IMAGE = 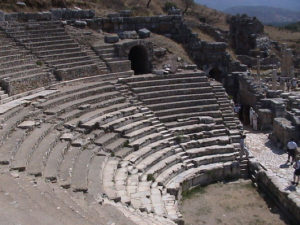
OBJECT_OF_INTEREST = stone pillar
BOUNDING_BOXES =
[281,44,293,77]
[256,56,261,81]
[287,48,293,78]
[272,68,277,90]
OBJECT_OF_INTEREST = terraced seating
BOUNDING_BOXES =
[0,30,52,95]
[3,21,100,81]
[0,33,243,224]
[120,72,224,127]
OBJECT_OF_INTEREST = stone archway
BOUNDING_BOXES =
[209,67,223,82]
[128,45,149,75]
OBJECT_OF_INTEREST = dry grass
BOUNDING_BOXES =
[265,26,300,53]
[149,33,193,63]
[0,0,228,27]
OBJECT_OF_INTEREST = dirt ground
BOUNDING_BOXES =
[180,180,288,225]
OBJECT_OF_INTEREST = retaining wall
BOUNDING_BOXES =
[249,160,300,225]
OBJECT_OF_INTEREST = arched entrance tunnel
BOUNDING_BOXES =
[128,45,149,75]
[209,67,223,82]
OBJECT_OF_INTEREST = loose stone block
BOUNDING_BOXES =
[118,31,138,39]
[154,48,167,57]
[60,133,74,141]
[105,35,119,43]
[138,28,151,39]
[74,20,87,28]
[18,121,36,129]
[16,1,26,7]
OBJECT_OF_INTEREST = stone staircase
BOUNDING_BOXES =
[92,44,132,75]
[210,81,242,143]
[0,28,52,95]
[2,21,99,81]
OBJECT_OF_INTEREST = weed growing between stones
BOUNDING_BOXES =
[147,173,155,182]
[182,185,206,200]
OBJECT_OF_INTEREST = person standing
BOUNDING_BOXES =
[287,139,298,164]
[291,78,297,91]
[252,111,258,131]
[293,157,300,185]
[249,107,254,127]
[240,134,248,158]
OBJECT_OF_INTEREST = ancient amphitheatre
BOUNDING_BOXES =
[0,0,299,224]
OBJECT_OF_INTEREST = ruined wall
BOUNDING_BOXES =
[89,15,233,75]
[0,9,95,21]
[230,15,264,55]
[249,160,300,225]
[0,9,246,76]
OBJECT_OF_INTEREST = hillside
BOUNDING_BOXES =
[1,0,299,58]
[284,22,300,32]
[224,6,300,25]
[0,0,228,29]
[195,0,300,11]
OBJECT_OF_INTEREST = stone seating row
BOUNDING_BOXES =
[121,72,227,128]
[0,68,242,225]
[0,30,52,95]
[3,21,99,81]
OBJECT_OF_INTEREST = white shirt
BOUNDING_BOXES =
[287,141,298,150]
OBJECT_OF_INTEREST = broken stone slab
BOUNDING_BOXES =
[152,69,164,76]
[78,104,91,110]
[182,64,197,70]
[198,116,215,124]
[74,20,87,28]
[18,121,36,129]
[154,48,167,57]
[60,133,74,141]
[119,10,132,17]
[105,35,119,44]
[138,28,151,39]
[72,138,89,147]
[10,171,19,178]
[118,31,138,39]
[16,1,26,7]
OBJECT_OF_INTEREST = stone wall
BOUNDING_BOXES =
[89,15,235,75]
[271,118,298,149]
[1,74,51,96]
[230,15,264,55]
[198,23,228,42]
[0,9,246,76]
[249,160,300,224]
[54,65,98,81]
[167,162,240,200]
[1,9,94,21]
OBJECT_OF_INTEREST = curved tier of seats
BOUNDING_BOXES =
[0,21,243,224]
[2,21,103,81]
[0,29,52,96]
[0,76,176,224]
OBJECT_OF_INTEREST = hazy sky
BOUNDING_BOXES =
[195,0,300,11]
